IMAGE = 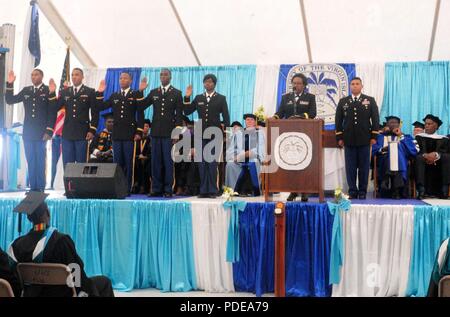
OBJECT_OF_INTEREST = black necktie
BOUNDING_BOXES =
[34,87,37,94]
[162,88,166,95]
[244,133,250,162]
[74,88,78,95]
[354,96,358,102]
[122,90,125,97]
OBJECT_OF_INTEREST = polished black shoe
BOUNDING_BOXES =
[148,192,162,197]
[208,193,217,199]
[349,193,358,199]
[358,193,366,200]
[300,194,309,202]
[163,193,173,198]
[287,192,298,201]
[198,194,210,198]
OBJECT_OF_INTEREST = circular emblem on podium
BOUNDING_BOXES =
[274,132,313,170]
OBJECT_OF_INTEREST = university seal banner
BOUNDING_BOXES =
[277,63,356,130]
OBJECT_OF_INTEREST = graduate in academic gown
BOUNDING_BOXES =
[225,114,265,196]
[0,247,21,297]
[415,114,449,199]
[7,192,114,297]
[427,237,450,297]
[372,116,417,198]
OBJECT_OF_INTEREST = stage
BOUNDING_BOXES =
[0,190,449,297]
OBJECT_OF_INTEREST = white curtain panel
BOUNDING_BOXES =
[356,63,385,113]
[323,148,347,191]
[252,64,280,117]
[190,200,235,292]
[83,68,107,90]
[332,204,414,297]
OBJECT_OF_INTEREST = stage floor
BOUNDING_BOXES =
[0,189,443,206]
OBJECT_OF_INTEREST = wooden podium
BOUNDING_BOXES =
[263,118,325,202]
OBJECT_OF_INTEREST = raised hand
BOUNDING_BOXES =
[185,85,193,98]
[139,77,148,91]
[98,79,106,93]
[63,80,71,90]
[134,134,141,142]
[48,78,57,93]
[7,70,16,84]
[85,131,94,141]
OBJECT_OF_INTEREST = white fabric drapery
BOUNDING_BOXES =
[190,200,235,293]
[252,64,280,117]
[332,204,414,297]
[355,63,385,113]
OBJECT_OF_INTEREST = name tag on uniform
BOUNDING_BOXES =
[153,96,159,100]
[113,99,119,103]
[198,102,205,106]
[24,95,30,100]
[287,101,293,105]
[80,95,88,98]
[128,98,134,100]
[65,96,70,101]
[39,94,46,97]
[299,101,309,105]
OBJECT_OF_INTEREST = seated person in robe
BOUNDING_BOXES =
[7,192,114,297]
[225,114,265,196]
[372,116,417,199]
[427,237,450,297]
[415,114,449,199]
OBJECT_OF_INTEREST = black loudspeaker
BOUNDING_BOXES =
[63,163,128,199]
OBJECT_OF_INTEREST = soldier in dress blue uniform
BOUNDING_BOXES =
[272,73,316,202]
[5,69,57,192]
[53,68,99,167]
[335,77,380,199]
[95,72,146,193]
[138,69,183,197]
[273,73,316,121]
[184,74,230,198]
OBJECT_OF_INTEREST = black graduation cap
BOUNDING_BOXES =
[412,121,425,129]
[13,191,49,233]
[243,113,257,120]
[231,121,243,128]
[423,114,443,127]
[385,116,401,123]
[101,112,114,119]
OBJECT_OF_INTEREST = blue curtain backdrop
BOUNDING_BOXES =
[140,65,256,126]
[98,67,142,131]
[406,205,450,297]
[285,203,333,297]
[381,61,450,135]
[0,198,196,292]
[233,202,275,296]
[277,63,356,130]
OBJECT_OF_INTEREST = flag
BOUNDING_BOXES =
[50,47,70,189]
[15,0,41,124]
[54,47,70,136]
[28,1,41,67]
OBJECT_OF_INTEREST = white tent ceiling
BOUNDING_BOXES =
[48,0,450,67]
[1,0,450,70]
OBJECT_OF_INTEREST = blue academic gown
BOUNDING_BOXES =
[372,133,417,182]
